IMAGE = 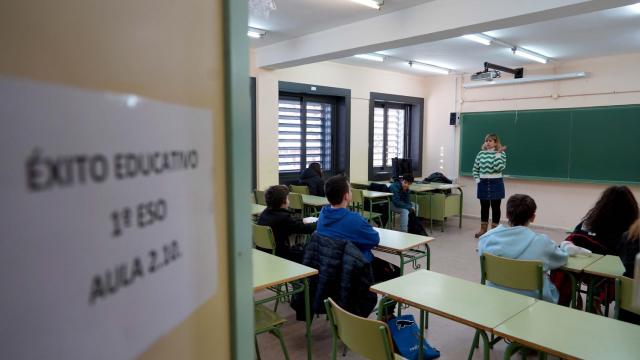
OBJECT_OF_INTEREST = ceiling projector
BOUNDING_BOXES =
[471,70,500,81]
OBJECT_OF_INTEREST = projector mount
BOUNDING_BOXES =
[471,62,524,81]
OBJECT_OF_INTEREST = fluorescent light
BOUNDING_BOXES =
[629,3,640,13]
[247,27,266,39]
[462,34,492,46]
[409,61,450,75]
[350,0,383,10]
[513,47,548,64]
[463,72,587,88]
[354,53,385,62]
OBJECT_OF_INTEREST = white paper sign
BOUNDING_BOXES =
[0,77,217,360]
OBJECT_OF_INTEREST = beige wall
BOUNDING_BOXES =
[1,1,230,358]
[424,52,640,230]
[251,54,427,188]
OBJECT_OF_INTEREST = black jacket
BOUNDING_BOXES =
[292,232,377,320]
[299,168,325,196]
[257,208,315,262]
[617,231,639,278]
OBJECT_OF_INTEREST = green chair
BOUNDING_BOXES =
[469,253,544,360]
[351,188,382,225]
[324,297,406,360]
[287,192,305,216]
[255,304,290,360]
[289,184,310,195]
[254,189,266,206]
[614,276,640,320]
[252,224,288,311]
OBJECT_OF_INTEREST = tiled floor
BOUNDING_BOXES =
[255,216,567,360]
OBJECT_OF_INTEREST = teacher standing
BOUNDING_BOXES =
[473,133,507,238]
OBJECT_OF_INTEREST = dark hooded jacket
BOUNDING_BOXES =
[299,167,325,196]
[257,207,315,262]
[292,232,377,320]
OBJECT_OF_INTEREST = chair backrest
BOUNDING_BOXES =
[288,192,304,211]
[254,189,266,206]
[324,297,395,360]
[480,253,544,299]
[351,188,364,207]
[615,276,640,318]
[253,224,276,253]
[290,184,310,195]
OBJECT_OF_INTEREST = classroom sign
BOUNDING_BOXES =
[0,77,217,360]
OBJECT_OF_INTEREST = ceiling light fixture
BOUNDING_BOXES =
[512,47,548,64]
[247,27,267,39]
[354,53,385,62]
[629,3,640,13]
[350,0,383,10]
[409,61,451,75]
[462,34,492,46]
[464,72,587,88]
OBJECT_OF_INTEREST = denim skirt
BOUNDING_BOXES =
[476,178,505,200]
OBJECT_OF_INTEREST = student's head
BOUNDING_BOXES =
[482,133,501,151]
[582,186,639,237]
[506,194,537,226]
[400,175,414,191]
[265,185,290,209]
[308,162,322,177]
[324,175,351,206]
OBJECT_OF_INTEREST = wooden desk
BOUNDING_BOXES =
[251,203,266,216]
[374,227,434,273]
[371,270,537,360]
[559,253,604,309]
[253,250,318,360]
[300,194,328,217]
[411,183,464,232]
[361,190,392,228]
[583,255,625,314]
[494,300,640,360]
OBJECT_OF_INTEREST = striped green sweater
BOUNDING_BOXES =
[473,150,507,180]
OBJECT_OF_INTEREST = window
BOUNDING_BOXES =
[278,81,351,184]
[277,97,333,173]
[372,104,406,167]
[368,93,424,181]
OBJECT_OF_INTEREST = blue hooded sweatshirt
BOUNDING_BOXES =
[316,205,380,262]
[478,224,569,303]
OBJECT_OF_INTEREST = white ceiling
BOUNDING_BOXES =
[249,0,434,47]
[251,1,640,76]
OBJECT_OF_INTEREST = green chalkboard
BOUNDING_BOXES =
[459,104,640,184]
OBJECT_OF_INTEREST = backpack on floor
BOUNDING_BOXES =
[388,314,440,360]
[408,211,428,236]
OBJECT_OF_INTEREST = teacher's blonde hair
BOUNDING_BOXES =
[481,133,503,151]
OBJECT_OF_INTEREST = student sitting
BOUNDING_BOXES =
[572,185,638,255]
[299,162,325,197]
[316,175,399,284]
[478,194,570,303]
[617,218,640,325]
[389,175,417,233]
[257,185,316,263]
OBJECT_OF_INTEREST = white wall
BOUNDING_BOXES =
[424,52,640,229]
[251,55,427,189]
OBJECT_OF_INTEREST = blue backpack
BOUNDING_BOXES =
[388,314,440,360]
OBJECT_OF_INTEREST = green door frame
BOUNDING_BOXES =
[224,1,253,359]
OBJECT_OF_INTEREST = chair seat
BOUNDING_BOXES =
[362,210,382,219]
[255,304,286,333]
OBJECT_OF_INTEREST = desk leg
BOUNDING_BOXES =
[304,278,312,360]
[586,276,595,313]
[387,197,392,229]
[503,343,524,360]
[419,310,425,360]
[429,192,433,233]
[458,188,464,229]
[567,272,577,309]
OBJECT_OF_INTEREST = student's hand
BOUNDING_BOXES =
[409,208,415,213]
